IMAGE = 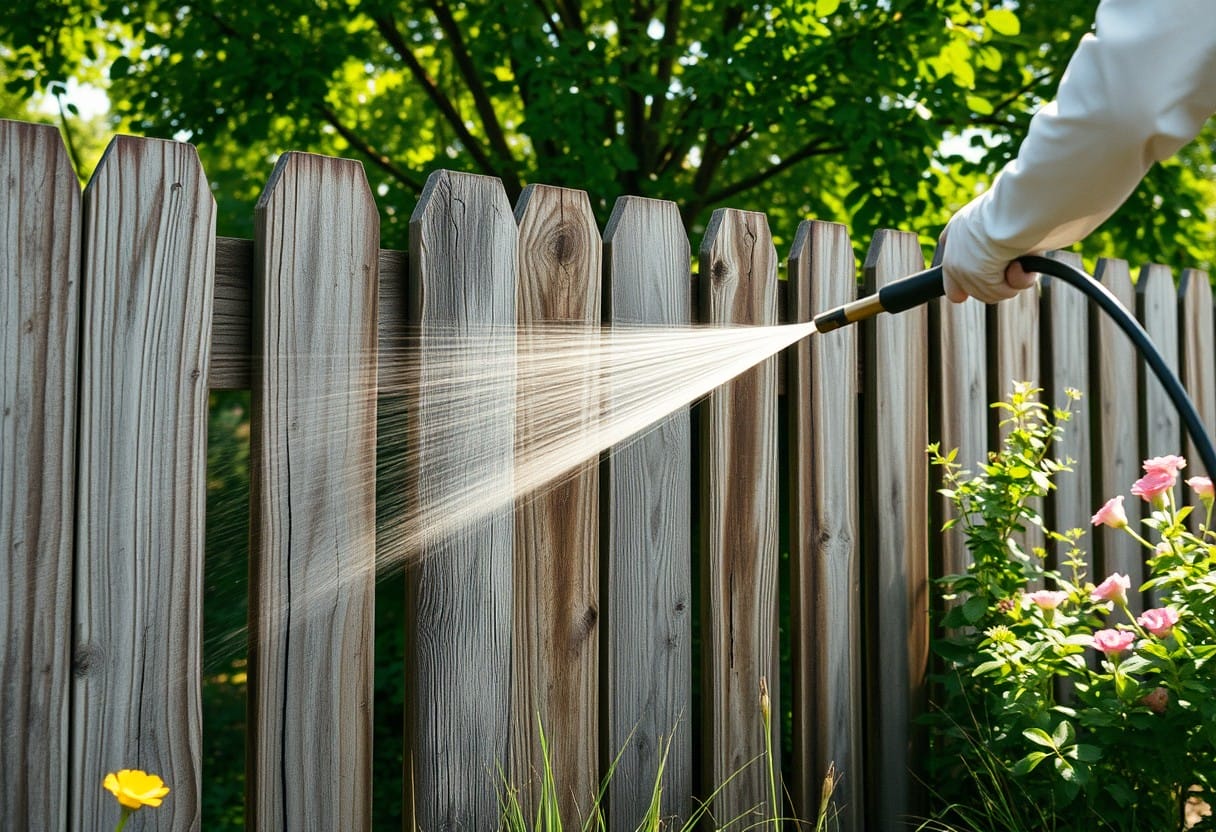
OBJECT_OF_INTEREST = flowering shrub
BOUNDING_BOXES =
[927,383,1216,832]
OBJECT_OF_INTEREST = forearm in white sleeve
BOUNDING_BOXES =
[942,0,1216,303]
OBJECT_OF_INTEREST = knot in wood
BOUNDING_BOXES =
[547,224,577,266]
[72,642,104,677]
[710,259,733,287]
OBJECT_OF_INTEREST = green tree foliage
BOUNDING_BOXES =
[7,0,1212,270]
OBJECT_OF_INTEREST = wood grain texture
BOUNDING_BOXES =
[930,252,987,579]
[1136,264,1181,488]
[602,195,692,829]
[247,152,379,831]
[405,170,517,830]
[991,269,1043,569]
[210,240,406,390]
[510,184,601,822]
[72,135,214,831]
[1091,259,1143,610]
[1040,251,1092,543]
[1180,270,1215,483]
[861,229,928,830]
[697,208,780,826]
[0,119,80,832]
[786,220,861,830]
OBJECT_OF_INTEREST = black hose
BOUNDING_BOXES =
[811,256,1216,480]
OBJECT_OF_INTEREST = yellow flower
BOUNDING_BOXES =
[103,769,170,810]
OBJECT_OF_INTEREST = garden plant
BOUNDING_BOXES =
[926,383,1216,831]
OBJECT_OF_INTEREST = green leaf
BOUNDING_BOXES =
[815,0,840,16]
[1022,727,1056,749]
[110,55,133,79]
[962,594,988,623]
[1011,750,1048,775]
[1051,719,1075,747]
[965,94,993,115]
[985,9,1021,37]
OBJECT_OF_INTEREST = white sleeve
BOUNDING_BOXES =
[942,0,1216,303]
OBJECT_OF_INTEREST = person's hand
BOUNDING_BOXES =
[940,202,1038,303]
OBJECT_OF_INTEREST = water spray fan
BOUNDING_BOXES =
[812,255,1216,480]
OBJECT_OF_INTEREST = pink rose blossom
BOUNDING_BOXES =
[1091,573,1131,605]
[1137,607,1180,637]
[1090,496,1128,529]
[1142,455,1187,477]
[1091,628,1136,657]
[1026,590,1069,610]
[1131,470,1175,505]
[1187,476,1214,502]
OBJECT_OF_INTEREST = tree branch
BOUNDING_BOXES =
[701,139,846,205]
[426,0,521,195]
[372,13,500,177]
[314,104,425,190]
[645,0,683,148]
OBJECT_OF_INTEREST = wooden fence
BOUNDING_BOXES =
[2,117,1214,831]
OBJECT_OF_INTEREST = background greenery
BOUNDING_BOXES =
[5,1,1215,827]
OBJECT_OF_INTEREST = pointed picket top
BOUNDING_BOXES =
[514,183,601,322]
[1179,269,1215,481]
[1,118,82,832]
[785,219,862,831]
[699,207,778,326]
[603,195,690,325]
[1092,258,1142,609]
[74,132,215,832]
[410,169,517,326]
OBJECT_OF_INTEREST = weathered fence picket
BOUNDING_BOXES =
[72,134,214,831]
[1092,259,1144,610]
[698,208,781,826]
[0,120,79,832]
[601,195,693,828]
[861,229,930,829]
[405,170,518,828]
[3,120,1216,832]
[247,152,380,830]
[510,183,602,822]
[786,220,862,828]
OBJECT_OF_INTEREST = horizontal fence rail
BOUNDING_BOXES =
[2,118,1215,831]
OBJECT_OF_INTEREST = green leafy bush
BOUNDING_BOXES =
[927,383,1216,832]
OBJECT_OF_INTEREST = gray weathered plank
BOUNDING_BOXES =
[73,135,214,831]
[510,183,601,822]
[787,220,861,830]
[1091,259,1143,609]
[1040,251,1092,546]
[697,208,780,826]
[861,229,928,830]
[405,170,517,829]
[0,119,80,832]
[930,246,987,579]
[1180,270,1215,486]
[602,195,692,828]
[1137,264,1182,491]
[247,152,379,831]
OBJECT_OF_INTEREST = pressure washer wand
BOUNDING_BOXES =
[811,255,1216,481]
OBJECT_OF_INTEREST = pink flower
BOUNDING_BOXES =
[1137,607,1180,637]
[1091,573,1131,605]
[1143,455,1187,477]
[1090,496,1128,529]
[1131,470,1175,505]
[1026,590,1068,610]
[1091,628,1136,657]
[1187,476,1214,503]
